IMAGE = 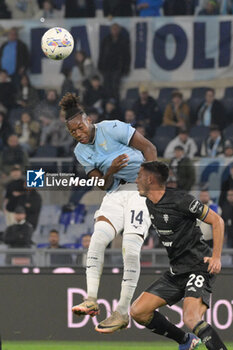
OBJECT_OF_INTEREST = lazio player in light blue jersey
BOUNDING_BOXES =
[74,119,144,192]
[60,93,157,333]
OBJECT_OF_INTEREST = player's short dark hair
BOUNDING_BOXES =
[141,161,169,186]
[59,92,85,121]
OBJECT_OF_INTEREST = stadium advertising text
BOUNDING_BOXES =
[0,272,232,341]
[4,16,232,84]
[67,288,233,332]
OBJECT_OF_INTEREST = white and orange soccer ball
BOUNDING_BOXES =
[41,27,74,60]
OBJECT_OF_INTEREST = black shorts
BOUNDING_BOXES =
[145,270,216,308]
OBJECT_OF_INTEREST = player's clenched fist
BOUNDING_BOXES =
[204,256,221,274]
[110,154,129,174]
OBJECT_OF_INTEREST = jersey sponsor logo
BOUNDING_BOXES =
[122,279,133,282]
[113,123,117,128]
[163,214,169,223]
[162,241,173,247]
[189,199,201,213]
[158,229,174,236]
[187,286,197,292]
[133,224,140,229]
[202,336,212,344]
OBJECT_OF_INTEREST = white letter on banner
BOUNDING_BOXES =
[91,299,111,326]
[213,299,233,330]
[67,288,89,328]
[167,305,184,328]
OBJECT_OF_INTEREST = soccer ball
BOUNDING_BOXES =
[41,27,74,60]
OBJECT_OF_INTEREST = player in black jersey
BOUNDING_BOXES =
[131,161,227,350]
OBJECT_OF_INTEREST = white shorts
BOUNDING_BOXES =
[94,183,151,238]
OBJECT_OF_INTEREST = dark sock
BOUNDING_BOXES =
[193,320,227,350]
[146,311,188,344]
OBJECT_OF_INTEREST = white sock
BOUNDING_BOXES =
[116,234,143,315]
[86,221,115,299]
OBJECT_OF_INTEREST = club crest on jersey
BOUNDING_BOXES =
[99,140,107,150]
[163,214,169,223]
[189,200,200,213]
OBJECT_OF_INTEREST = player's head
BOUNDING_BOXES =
[136,161,169,197]
[59,93,95,144]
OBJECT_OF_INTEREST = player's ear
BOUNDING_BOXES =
[86,116,92,125]
[148,175,153,184]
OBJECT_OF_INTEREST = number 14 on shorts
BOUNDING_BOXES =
[130,210,143,226]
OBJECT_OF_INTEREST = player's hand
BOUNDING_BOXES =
[204,256,221,274]
[110,154,129,174]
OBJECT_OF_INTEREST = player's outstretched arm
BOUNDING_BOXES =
[129,131,157,161]
[203,208,225,274]
[88,154,129,191]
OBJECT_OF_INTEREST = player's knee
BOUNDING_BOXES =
[130,305,149,325]
[90,221,115,249]
[123,250,140,264]
[123,234,143,262]
[183,309,200,330]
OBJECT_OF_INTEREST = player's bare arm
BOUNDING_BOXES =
[129,130,157,161]
[203,208,225,274]
[88,154,129,191]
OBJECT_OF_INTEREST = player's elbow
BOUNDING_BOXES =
[212,214,225,235]
[143,143,157,161]
[219,216,225,232]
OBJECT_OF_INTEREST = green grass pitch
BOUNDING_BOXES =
[3,342,233,350]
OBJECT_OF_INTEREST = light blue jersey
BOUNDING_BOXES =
[74,120,144,191]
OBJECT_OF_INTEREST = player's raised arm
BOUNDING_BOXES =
[88,154,129,191]
[203,209,225,274]
[129,130,157,161]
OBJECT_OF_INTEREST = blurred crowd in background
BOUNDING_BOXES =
[1,0,233,19]
[0,0,232,266]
